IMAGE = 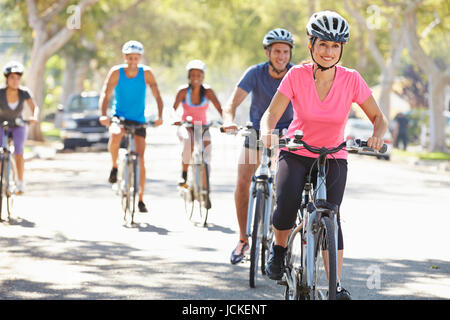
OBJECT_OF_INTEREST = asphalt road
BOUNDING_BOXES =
[0,125,449,300]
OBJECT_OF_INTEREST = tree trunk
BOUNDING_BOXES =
[404,0,449,152]
[344,0,406,122]
[428,74,448,151]
[60,55,89,106]
[378,68,395,119]
[25,0,99,141]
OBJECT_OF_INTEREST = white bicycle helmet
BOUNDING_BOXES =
[263,28,295,49]
[306,11,350,43]
[186,59,206,72]
[122,40,144,55]
[3,61,24,77]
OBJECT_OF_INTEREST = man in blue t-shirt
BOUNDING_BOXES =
[222,29,295,265]
[99,40,164,213]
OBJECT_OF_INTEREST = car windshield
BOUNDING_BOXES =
[67,96,99,112]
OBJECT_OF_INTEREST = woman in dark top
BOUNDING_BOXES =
[0,61,39,194]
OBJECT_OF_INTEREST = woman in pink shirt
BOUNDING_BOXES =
[172,60,223,191]
[261,11,388,299]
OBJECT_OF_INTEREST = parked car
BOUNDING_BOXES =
[344,118,393,160]
[54,91,110,150]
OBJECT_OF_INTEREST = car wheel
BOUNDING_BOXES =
[63,139,77,150]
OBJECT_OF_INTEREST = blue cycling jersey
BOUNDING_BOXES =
[237,62,293,131]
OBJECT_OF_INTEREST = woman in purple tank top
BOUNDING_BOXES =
[172,60,223,191]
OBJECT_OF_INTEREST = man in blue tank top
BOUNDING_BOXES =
[99,40,164,213]
[222,29,294,265]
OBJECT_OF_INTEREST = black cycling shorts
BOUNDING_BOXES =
[119,118,146,138]
[272,150,348,250]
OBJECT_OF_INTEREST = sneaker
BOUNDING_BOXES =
[178,178,187,187]
[16,181,25,195]
[230,240,249,265]
[265,244,287,280]
[203,193,211,209]
[108,167,118,184]
[336,285,352,300]
[138,201,148,213]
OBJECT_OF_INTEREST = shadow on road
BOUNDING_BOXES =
[342,257,450,300]
[1,217,36,228]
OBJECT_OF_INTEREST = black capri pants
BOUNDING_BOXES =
[273,150,348,250]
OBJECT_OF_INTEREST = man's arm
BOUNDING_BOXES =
[98,68,119,126]
[222,86,248,132]
[145,69,164,126]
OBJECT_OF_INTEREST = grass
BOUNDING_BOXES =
[393,149,450,161]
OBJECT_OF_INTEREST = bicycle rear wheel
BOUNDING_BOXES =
[312,215,337,300]
[249,185,264,288]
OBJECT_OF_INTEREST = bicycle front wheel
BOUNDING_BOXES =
[128,158,138,224]
[249,185,264,288]
[284,224,304,300]
[312,215,337,300]
[0,154,5,221]
[6,154,17,218]
[199,163,209,227]
[261,191,275,275]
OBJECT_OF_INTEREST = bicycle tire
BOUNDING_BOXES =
[128,158,137,224]
[261,191,275,275]
[312,215,337,300]
[199,163,209,227]
[284,224,304,300]
[6,154,17,218]
[193,163,206,226]
[249,185,264,288]
[0,155,5,221]
[184,165,195,220]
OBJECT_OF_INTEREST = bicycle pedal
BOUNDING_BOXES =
[277,279,288,286]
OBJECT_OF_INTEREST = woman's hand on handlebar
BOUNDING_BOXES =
[367,136,384,151]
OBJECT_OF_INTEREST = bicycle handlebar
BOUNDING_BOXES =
[111,116,149,130]
[271,130,387,155]
[2,118,29,130]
